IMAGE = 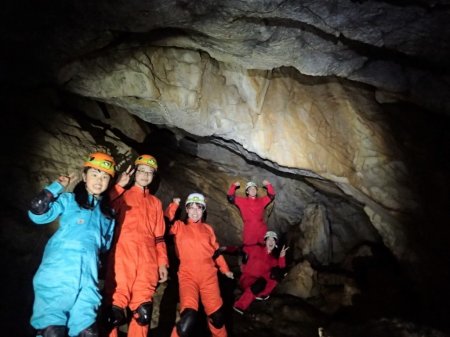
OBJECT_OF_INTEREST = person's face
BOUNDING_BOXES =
[186,203,204,222]
[134,164,155,188]
[247,186,257,197]
[83,168,111,196]
[265,237,276,252]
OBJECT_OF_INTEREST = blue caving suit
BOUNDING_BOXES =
[28,181,115,336]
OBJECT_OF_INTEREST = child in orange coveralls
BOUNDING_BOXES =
[104,154,168,337]
[232,231,288,315]
[165,193,234,337]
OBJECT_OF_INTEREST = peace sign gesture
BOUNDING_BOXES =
[117,165,135,187]
[280,245,289,257]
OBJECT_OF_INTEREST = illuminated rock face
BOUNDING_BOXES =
[62,46,416,260]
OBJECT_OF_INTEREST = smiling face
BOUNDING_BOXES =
[134,164,155,188]
[83,168,111,196]
[186,202,205,223]
[265,237,277,252]
[246,186,257,197]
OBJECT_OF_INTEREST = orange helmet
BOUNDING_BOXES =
[84,152,116,177]
[135,154,158,171]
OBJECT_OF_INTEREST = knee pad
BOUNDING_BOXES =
[105,305,126,328]
[36,326,66,337]
[270,266,285,282]
[250,277,267,295]
[208,306,225,329]
[133,301,153,326]
[176,308,197,337]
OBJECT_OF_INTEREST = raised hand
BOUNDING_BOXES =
[262,179,270,186]
[233,181,241,187]
[57,172,78,189]
[117,165,135,187]
[280,245,289,257]
[173,197,181,205]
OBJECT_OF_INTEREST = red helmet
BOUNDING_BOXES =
[135,154,158,171]
[84,152,116,177]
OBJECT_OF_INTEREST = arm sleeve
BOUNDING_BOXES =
[164,202,179,222]
[109,184,125,206]
[102,218,116,252]
[209,227,231,274]
[28,181,65,224]
[278,256,286,269]
[227,183,237,204]
[216,255,231,274]
[265,183,275,200]
[154,203,169,267]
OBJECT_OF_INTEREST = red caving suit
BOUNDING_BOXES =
[227,183,275,249]
[234,244,285,311]
[165,203,230,337]
[106,185,168,337]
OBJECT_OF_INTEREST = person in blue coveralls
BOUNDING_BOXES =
[28,152,116,337]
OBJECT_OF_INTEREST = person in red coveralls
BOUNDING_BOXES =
[232,231,288,315]
[227,180,275,253]
[104,154,168,337]
[165,193,234,337]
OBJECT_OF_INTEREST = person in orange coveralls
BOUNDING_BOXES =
[232,231,288,315]
[227,180,275,253]
[104,154,168,337]
[165,193,234,337]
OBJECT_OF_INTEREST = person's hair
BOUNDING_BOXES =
[73,167,114,219]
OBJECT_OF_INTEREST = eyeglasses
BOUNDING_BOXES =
[136,169,154,176]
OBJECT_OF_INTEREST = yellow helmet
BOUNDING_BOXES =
[135,154,158,171]
[84,152,116,177]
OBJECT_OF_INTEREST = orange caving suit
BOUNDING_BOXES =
[107,185,168,337]
[165,203,230,337]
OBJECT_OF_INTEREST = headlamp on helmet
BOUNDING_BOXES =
[135,154,158,171]
[264,231,278,241]
[185,193,206,209]
[84,152,116,177]
[245,181,258,191]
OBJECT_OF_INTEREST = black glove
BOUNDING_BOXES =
[29,189,54,215]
